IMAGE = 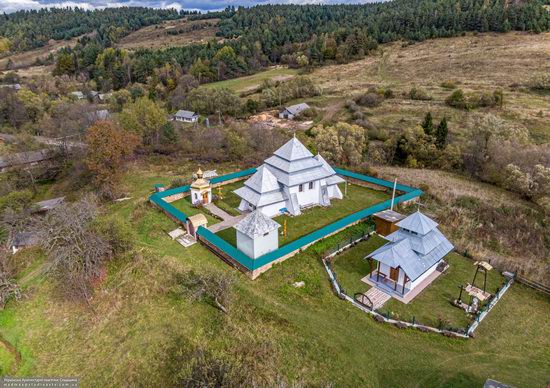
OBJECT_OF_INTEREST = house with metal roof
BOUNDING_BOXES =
[70,91,85,100]
[235,210,280,258]
[365,211,453,298]
[173,110,199,123]
[234,136,345,217]
[279,103,310,120]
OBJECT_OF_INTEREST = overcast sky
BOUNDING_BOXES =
[0,0,381,14]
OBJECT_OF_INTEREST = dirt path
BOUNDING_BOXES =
[0,333,22,374]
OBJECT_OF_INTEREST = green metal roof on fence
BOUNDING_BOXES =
[149,167,423,272]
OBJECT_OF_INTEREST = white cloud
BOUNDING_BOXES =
[0,0,187,13]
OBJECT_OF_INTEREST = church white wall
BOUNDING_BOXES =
[236,230,254,258]
[190,188,211,205]
[258,201,285,217]
[328,184,343,199]
[410,260,441,290]
[252,229,279,258]
[288,181,322,207]
[237,229,279,259]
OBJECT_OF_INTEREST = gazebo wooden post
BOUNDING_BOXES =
[368,258,373,276]
[376,261,380,282]
[394,267,399,291]
[402,275,407,295]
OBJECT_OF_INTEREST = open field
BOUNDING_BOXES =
[0,34,86,71]
[117,18,220,50]
[0,159,549,386]
[333,235,505,328]
[203,66,299,94]
[227,32,549,143]
[216,182,390,246]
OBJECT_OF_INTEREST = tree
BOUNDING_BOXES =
[421,112,434,136]
[311,122,367,166]
[118,97,168,146]
[0,248,21,309]
[435,117,448,149]
[33,195,111,302]
[85,121,139,199]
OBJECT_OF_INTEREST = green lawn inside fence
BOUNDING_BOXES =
[332,236,505,329]
[215,182,390,247]
[212,181,244,217]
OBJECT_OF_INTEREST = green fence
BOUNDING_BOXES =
[150,167,423,272]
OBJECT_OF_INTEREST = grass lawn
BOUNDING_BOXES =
[212,181,244,216]
[202,67,299,93]
[170,195,220,225]
[216,182,390,246]
[332,236,506,329]
[1,161,549,387]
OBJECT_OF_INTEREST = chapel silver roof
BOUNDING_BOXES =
[234,210,281,238]
[367,211,453,281]
[396,211,439,235]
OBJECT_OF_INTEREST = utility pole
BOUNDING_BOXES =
[390,178,397,211]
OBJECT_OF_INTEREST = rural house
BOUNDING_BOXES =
[234,136,345,217]
[279,103,310,120]
[173,110,199,123]
[365,211,453,298]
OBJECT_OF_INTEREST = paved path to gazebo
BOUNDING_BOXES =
[204,203,246,233]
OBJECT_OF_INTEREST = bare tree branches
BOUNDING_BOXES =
[34,194,113,302]
[176,270,234,314]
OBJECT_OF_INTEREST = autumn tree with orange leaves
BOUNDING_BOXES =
[85,120,139,199]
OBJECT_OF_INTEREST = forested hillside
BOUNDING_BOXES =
[41,0,550,90]
[0,7,191,53]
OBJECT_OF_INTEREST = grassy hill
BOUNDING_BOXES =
[300,32,550,144]
[117,18,220,51]
[1,159,549,386]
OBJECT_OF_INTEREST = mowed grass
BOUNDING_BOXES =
[333,235,505,328]
[203,67,299,93]
[0,161,548,387]
[216,182,390,246]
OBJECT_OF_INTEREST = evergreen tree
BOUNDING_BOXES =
[436,117,448,149]
[421,112,434,136]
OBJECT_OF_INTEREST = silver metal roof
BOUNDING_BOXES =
[283,103,310,116]
[396,211,439,235]
[234,210,280,238]
[175,110,197,118]
[373,209,406,223]
[244,165,280,193]
[235,137,344,206]
[34,197,65,211]
[273,136,314,161]
[367,211,453,281]
[233,185,286,207]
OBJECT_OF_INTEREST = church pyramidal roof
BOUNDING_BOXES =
[235,210,281,238]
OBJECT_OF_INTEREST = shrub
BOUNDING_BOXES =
[355,92,383,107]
[0,189,33,212]
[408,87,432,101]
[528,73,550,91]
[440,80,457,89]
[445,89,468,109]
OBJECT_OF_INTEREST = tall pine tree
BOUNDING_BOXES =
[436,117,448,149]
[421,112,434,136]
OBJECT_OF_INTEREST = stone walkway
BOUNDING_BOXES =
[205,203,247,233]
